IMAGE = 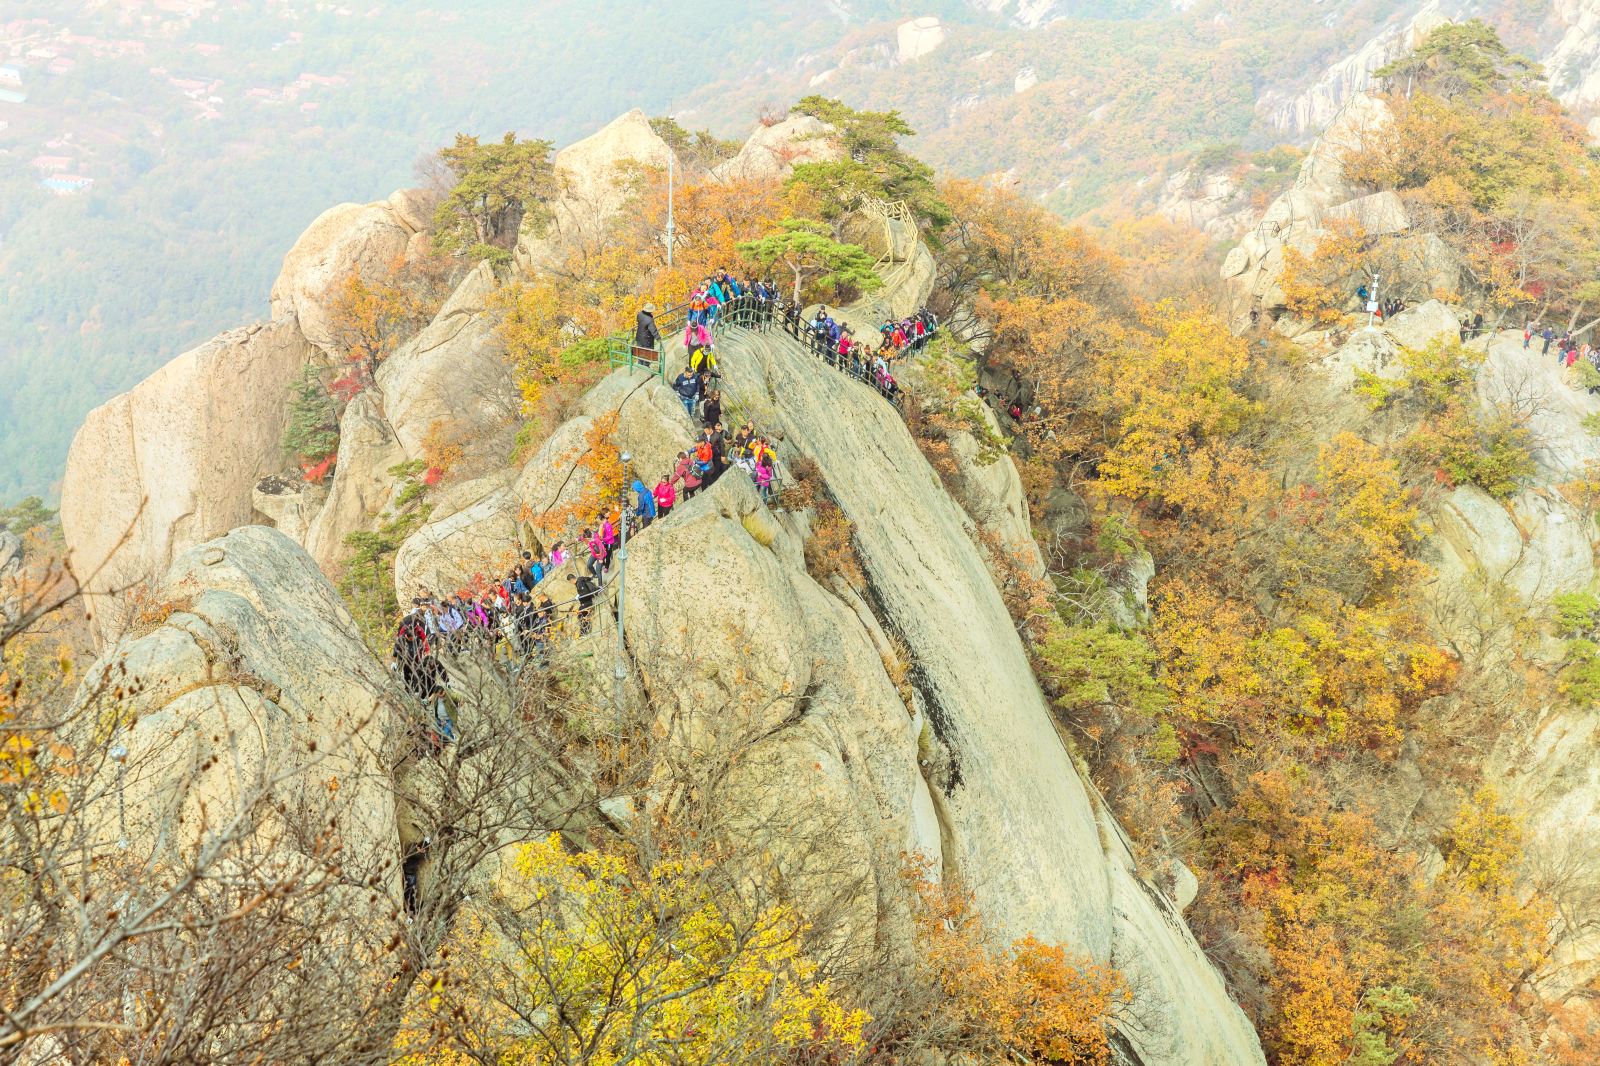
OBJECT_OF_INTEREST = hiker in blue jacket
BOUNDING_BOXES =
[633,478,657,528]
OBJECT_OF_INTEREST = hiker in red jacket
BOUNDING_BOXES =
[673,450,703,499]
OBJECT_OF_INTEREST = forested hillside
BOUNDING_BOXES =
[0,0,901,500]
[3,0,1598,503]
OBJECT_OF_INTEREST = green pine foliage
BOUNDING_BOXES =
[280,366,340,463]
[1374,19,1541,99]
[1552,591,1600,707]
[648,116,740,169]
[790,97,950,227]
[431,133,557,257]
[1037,622,1168,724]
[0,496,56,536]
[338,460,434,649]
[1357,339,1534,500]
[737,219,881,306]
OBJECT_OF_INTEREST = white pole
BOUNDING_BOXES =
[666,153,676,270]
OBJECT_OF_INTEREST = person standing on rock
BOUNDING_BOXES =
[673,450,702,500]
[755,451,776,502]
[531,593,555,662]
[569,573,598,635]
[673,366,700,418]
[1524,321,1534,349]
[1543,326,1557,356]
[654,474,675,520]
[633,478,657,529]
[634,302,661,362]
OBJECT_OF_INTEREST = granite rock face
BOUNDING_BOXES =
[271,191,430,355]
[61,322,317,645]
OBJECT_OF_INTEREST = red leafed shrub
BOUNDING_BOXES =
[329,372,365,403]
[422,466,443,486]
[302,455,334,484]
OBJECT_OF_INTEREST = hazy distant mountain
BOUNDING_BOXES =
[1,0,1593,499]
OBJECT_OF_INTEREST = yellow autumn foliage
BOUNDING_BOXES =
[397,833,867,1066]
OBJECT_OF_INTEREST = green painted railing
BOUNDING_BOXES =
[606,333,666,381]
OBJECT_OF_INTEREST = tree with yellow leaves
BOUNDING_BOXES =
[398,833,868,1066]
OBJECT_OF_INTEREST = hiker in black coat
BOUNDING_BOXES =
[634,303,662,350]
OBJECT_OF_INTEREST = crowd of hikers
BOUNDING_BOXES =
[783,304,939,404]
[391,267,942,749]
[1523,319,1600,388]
[394,273,792,746]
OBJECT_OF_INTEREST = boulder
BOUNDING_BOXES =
[1477,330,1600,484]
[0,529,20,582]
[1156,168,1254,241]
[896,16,946,63]
[394,487,520,601]
[375,261,517,461]
[1383,299,1459,351]
[1431,485,1596,604]
[720,326,1265,1064]
[303,390,409,571]
[1321,325,1402,387]
[1263,2,1450,136]
[270,192,425,354]
[713,114,845,183]
[1325,189,1410,237]
[552,108,681,217]
[61,321,317,645]
[393,368,692,603]
[516,109,699,273]
[0,529,20,624]
[1546,0,1600,109]
[945,406,1046,578]
[80,525,400,862]
[512,368,692,527]
[1098,549,1156,630]
[252,474,328,545]
[73,526,404,1031]
[1224,92,1392,329]
[626,474,936,959]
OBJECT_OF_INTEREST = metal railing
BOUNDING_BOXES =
[770,304,939,412]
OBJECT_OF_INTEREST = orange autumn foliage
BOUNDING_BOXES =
[1203,772,1550,1065]
[529,411,625,537]
[911,871,1129,1064]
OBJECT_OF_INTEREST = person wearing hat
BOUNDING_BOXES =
[634,302,661,347]
[633,302,661,367]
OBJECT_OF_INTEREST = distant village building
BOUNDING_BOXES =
[0,88,28,105]
[40,174,93,195]
[30,154,70,170]
[0,65,21,86]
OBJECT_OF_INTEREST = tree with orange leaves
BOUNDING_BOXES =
[529,411,625,538]
[325,254,451,375]
[905,867,1129,1065]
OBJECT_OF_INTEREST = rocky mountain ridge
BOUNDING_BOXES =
[55,109,1269,1062]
